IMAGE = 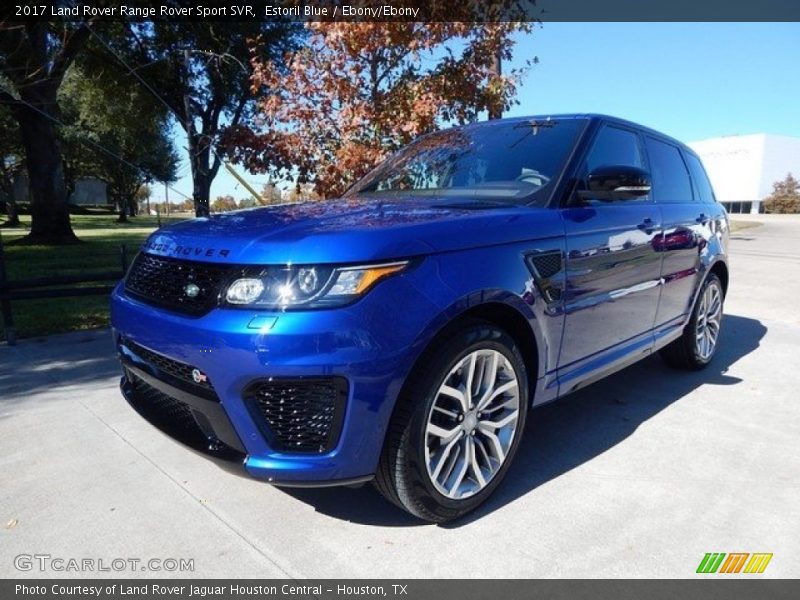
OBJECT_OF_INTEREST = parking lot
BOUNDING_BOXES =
[1,214,798,578]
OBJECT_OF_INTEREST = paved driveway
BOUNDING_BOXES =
[1,214,798,578]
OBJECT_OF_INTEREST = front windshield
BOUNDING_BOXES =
[346,117,586,205]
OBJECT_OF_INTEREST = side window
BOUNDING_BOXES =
[644,137,694,203]
[684,152,717,204]
[580,126,647,203]
[585,126,644,172]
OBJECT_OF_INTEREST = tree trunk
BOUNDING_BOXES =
[13,100,78,244]
[488,49,503,121]
[182,64,221,218]
[192,169,212,217]
[188,137,212,217]
[117,195,128,223]
[63,158,76,201]
[1,198,20,228]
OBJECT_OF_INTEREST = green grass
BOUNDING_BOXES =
[0,213,188,341]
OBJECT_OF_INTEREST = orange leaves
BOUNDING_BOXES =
[240,23,533,198]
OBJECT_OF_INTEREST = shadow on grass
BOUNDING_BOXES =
[282,314,767,527]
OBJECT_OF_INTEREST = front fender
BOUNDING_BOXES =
[401,241,567,407]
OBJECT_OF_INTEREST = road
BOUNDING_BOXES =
[1,213,798,578]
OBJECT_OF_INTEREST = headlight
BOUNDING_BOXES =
[225,278,265,304]
[224,261,409,309]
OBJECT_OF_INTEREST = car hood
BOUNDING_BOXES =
[140,197,560,265]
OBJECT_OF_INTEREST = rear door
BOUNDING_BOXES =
[558,124,664,369]
[644,136,707,329]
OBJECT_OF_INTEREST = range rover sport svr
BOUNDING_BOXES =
[111,114,729,522]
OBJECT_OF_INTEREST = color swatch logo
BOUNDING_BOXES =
[697,553,773,574]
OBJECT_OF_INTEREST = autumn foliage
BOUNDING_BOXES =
[764,173,800,214]
[224,22,534,198]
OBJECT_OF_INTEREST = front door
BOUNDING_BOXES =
[558,124,664,369]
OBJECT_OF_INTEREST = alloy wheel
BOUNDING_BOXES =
[424,349,521,500]
[695,280,723,361]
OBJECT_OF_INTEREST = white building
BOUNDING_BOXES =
[688,134,800,214]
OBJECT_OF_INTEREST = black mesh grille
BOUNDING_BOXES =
[528,251,562,279]
[126,370,211,449]
[125,253,233,316]
[121,337,214,391]
[245,378,347,454]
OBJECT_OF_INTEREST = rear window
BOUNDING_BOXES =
[645,137,694,203]
[684,152,717,204]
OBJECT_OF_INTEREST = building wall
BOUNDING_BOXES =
[69,178,108,206]
[688,134,800,214]
[11,174,109,206]
[760,135,800,202]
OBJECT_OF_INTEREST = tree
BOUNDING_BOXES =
[764,173,800,214]
[59,67,178,222]
[98,21,302,217]
[238,196,257,209]
[226,22,533,198]
[0,19,95,243]
[211,195,237,212]
[0,105,23,227]
[135,184,152,215]
[259,181,283,205]
[283,183,321,204]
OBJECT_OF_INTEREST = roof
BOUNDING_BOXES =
[457,113,692,151]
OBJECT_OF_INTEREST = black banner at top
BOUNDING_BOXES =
[4,0,800,22]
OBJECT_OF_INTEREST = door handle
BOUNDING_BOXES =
[638,218,656,234]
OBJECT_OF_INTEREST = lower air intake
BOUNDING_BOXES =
[245,378,348,454]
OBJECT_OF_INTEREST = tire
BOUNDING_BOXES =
[660,272,724,371]
[374,321,529,523]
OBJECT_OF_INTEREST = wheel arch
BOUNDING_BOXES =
[402,298,541,408]
[709,259,729,297]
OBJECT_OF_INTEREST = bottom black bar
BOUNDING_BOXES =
[2,579,798,600]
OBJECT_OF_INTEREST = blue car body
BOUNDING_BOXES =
[111,114,729,487]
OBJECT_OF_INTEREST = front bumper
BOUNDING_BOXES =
[110,269,442,485]
[119,359,372,486]
[120,357,248,476]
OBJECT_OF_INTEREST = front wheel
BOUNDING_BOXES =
[374,322,529,522]
[660,272,724,370]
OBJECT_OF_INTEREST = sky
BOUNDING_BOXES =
[165,22,800,203]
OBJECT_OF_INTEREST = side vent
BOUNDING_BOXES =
[525,251,563,304]
[528,251,562,279]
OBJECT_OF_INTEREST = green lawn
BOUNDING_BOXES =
[0,213,188,341]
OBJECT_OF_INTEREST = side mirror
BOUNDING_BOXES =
[579,165,652,201]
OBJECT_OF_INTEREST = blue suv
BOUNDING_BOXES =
[112,114,729,522]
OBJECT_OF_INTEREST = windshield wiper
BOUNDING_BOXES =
[513,118,558,132]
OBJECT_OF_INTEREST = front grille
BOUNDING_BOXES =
[125,370,212,450]
[121,337,214,391]
[245,378,347,454]
[125,252,233,316]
